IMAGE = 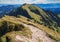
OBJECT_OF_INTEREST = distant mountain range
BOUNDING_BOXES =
[0,5,21,17]
[0,3,60,17]
[35,3,60,14]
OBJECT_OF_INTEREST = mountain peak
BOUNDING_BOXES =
[8,4,60,28]
[22,3,32,6]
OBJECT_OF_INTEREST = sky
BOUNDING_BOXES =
[0,0,60,4]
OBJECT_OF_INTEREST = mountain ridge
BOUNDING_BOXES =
[8,4,60,29]
[0,4,60,42]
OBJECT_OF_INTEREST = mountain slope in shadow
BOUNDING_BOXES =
[8,4,60,31]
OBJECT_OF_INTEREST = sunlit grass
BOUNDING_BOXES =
[2,16,60,41]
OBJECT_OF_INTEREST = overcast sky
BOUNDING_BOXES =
[0,0,60,4]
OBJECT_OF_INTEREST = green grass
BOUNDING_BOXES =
[0,26,32,42]
[22,4,60,31]
[57,14,60,18]
[0,16,32,42]
[0,15,60,42]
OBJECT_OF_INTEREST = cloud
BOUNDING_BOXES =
[0,0,60,4]
[32,0,48,4]
[48,0,60,3]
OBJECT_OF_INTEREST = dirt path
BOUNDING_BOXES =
[2,16,56,42]
[15,24,56,42]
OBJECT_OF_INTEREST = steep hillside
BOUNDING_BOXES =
[0,4,60,42]
[0,16,32,42]
[57,14,60,18]
[0,16,60,42]
[8,4,60,33]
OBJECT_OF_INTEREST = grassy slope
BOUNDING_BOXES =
[0,4,60,42]
[58,14,60,18]
[8,4,60,30]
[0,16,32,42]
[1,16,60,41]
[20,4,60,31]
